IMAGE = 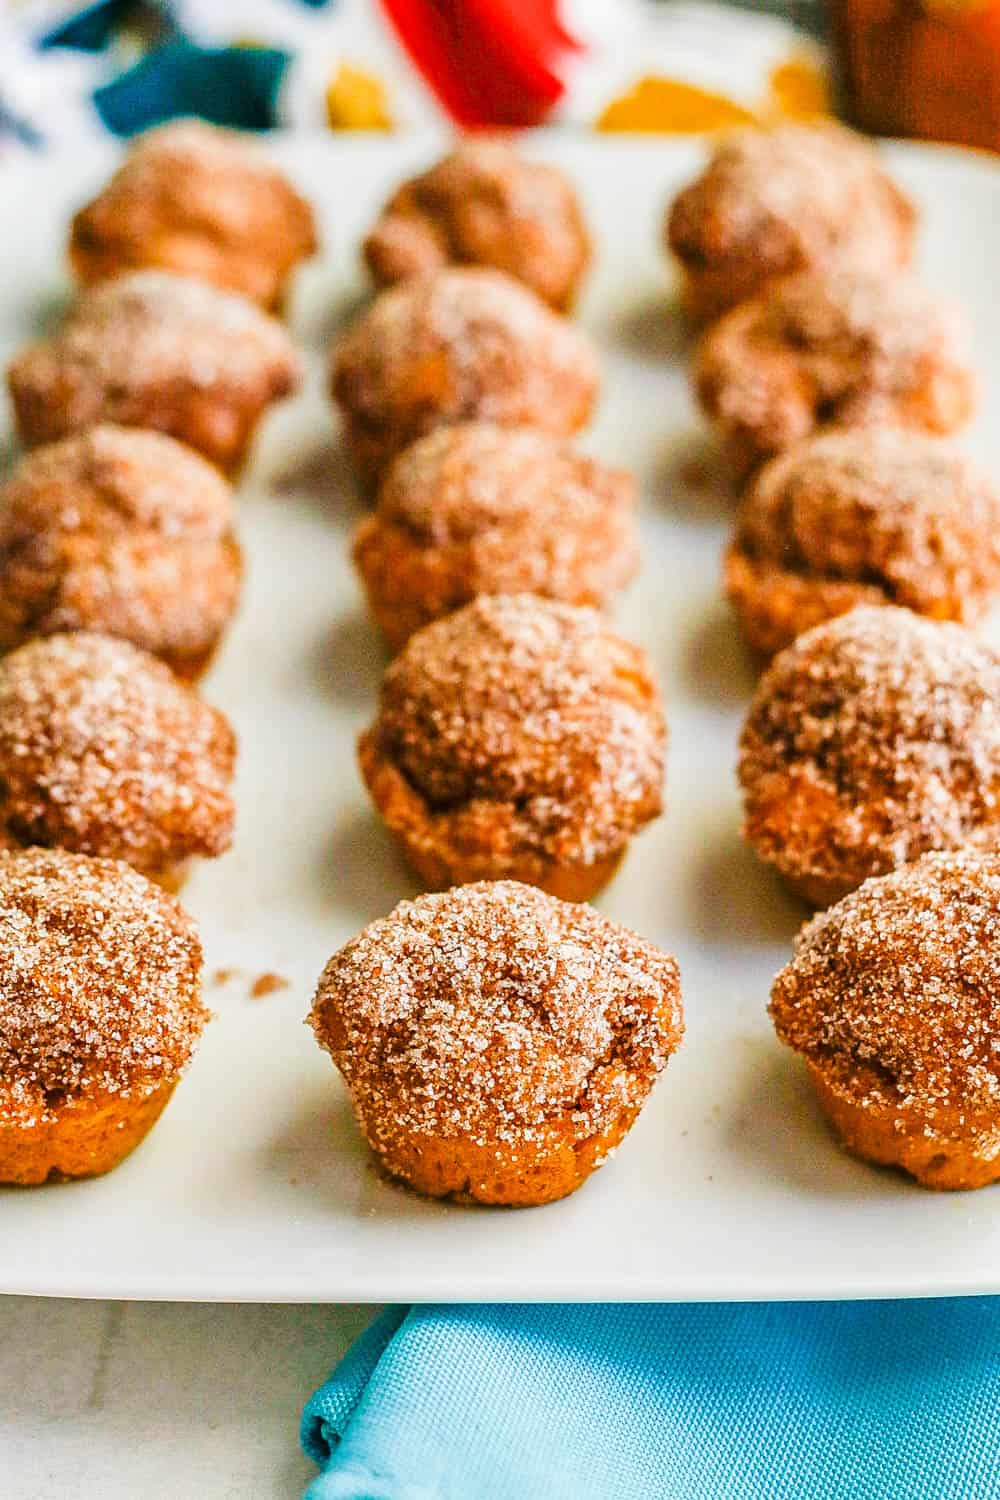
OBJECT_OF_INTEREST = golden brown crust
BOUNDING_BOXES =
[353,1105,643,1207]
[724,546,884,662]
[0,848,206,1183]
[330,268,601,486]
[0,632,236,878]
[359,730,625,901]
[739,607,1000,906]
[0,425,242,672]
[0,1078,177,1185]
[363,139,590,311]
[69,120,317,311]
[353,422,639,650]
[667,122,916,323]
[725,429,1000,657]
[8,272,299,473]
[360,594,665,896]
[807,1067,1000,1192]
[771,851,1000,1190]
[695,270,977,474]
[310,880,683,1205]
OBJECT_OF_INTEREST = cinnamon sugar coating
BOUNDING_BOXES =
[353,422,639,649]
[667,123,915,322]
[8,271,299,472]
[0,633,235,881]
[311,880,683,1204]
[359,594,666,898]
[330,267,601,485]
[69,120,317,311]
[0,847,206,1126]
[0,425,241,676]
[725,429,1000,657]
[770,850,1000,1189]
[740,607,1000,907]
[363,139,590,310]
[695,270,976,475]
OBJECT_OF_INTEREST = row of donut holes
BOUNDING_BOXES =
[0,123,639,1194]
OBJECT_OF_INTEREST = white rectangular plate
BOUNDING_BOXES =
[2,134,1000,1303]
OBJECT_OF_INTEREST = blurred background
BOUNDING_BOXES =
[0,2,997,156]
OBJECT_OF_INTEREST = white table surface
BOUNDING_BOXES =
[0,1298,375,1499]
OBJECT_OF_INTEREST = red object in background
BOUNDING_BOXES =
[833,1,1000,152]
[379,0,581,126]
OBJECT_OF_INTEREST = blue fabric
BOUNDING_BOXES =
[302,1301,1000,1500]
[92,38,290,134]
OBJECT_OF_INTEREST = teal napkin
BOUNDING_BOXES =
[93,40,290,135]
[302,1301,1000,1499]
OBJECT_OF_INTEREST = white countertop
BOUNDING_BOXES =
[1,1298,375,1499]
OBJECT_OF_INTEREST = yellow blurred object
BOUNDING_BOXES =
[597,78,757,134]
[596,52,829,136]
[326,63,393,131]
[766,55,831,118]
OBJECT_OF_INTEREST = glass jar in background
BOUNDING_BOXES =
[832,1,1000,150]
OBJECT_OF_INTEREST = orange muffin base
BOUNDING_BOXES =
[742,769,889,911]
[0,847,193,893]
[151,858,192,896]
[724,544,972,661]
[776,868,860,911]
[0,835,192,894]
[398,835,625,904]
[677,262,770,327]
[357,1103,641,1206]
[353,518,628,656]
[351,516,454,650]
[807,1064,1000,1192]
[160,641,222,684]
[1,632,224,687]
[359,730,627,901]
[161,529,243,681]
[7,381,270,481]
[724,545,890,660]
[68,242,296,317]
[0,1079,177,1185]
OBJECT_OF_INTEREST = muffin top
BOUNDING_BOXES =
[363,139,590,308]
[740,607,1000,878]
[770,849,1000,1117]
[311,879,682,1145]
[756,270,961,369]
[668,122,914,278]
[371,594,666,863]
[72,118,314,274]
[9,270,298,428]
[697,268,975,453]
[331,267,600,470]
[0,847,206,1121]
[0,632,236,874]
[1,423,232,533]
[0,424,241,663]
[71,119,316,304]
[734,429,1000,616]
[708,268,968,392]
[357,422,638,632]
